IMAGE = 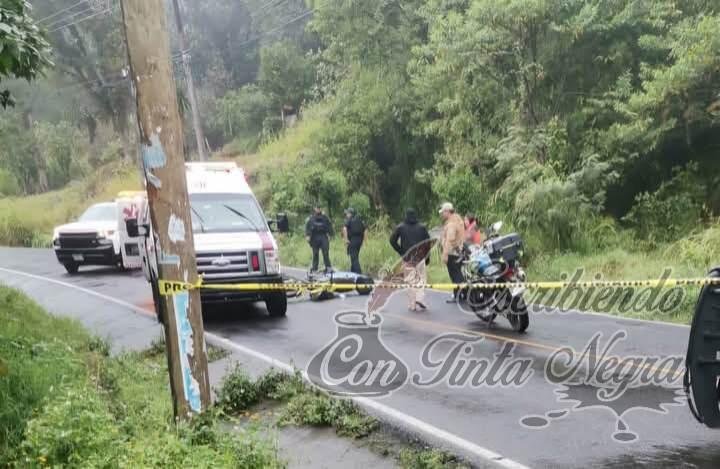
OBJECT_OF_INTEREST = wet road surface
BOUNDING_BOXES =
[2,247,720,468]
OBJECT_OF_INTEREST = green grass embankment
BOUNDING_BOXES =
[0,286,281,467]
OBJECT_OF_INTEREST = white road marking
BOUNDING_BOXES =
[0,265,530,469]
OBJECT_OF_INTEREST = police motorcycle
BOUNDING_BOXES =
[459,221,530,333]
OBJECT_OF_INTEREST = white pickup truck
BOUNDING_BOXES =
[132,162,287,317]
[52,192,147,274]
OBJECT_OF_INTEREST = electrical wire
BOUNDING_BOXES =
[236,6,317,48]
[251,0,289,22]
[44,5,97,29]
[49,6,115,33]
[36,0,87,24]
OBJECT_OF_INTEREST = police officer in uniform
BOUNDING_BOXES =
[305,206,333,273]
[342,207,366,274]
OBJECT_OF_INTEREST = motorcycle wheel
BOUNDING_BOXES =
[507,295,529,333]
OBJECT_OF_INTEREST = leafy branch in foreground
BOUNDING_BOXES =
[0,0,53,107]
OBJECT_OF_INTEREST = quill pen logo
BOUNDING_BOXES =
[520,330,685,442]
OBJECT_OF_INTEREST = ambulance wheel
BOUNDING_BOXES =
[266,294,287,317]
[64,262,79,274]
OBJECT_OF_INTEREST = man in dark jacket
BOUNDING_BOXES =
[389,208,431,311]
[305,206,333,273]
[342,207,366,274]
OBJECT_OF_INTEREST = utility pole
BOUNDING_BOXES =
[171,0,207,161]
[119,0,210,419]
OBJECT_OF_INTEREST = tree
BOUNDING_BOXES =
[0,0,52,107]
[259,41,314,112]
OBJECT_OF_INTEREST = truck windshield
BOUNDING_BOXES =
[78,203,117,222]
[189,193,268,233]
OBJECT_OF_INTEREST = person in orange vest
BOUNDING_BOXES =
[464,213,484,245]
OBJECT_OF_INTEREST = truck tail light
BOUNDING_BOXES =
[259,231,279,274]
[251,253,260,270]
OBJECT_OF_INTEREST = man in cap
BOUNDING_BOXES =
[342,207,366,274]
[439,202,465,303]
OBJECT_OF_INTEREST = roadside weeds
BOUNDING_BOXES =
[215,365,470,469]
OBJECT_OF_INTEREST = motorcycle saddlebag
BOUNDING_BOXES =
[486,233,524,263]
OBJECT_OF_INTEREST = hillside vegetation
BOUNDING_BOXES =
[0,163,140,247]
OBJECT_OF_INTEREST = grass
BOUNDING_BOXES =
[215,367,377,439]
[0,285,282,468]
[398,448,470,469]
[0,162,141,246]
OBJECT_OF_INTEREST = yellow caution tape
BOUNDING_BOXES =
[158,277,720,296]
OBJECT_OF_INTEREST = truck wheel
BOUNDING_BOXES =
[266,294,287,317]
[64,262,79,274]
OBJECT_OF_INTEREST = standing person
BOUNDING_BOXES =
[390,208,431,312]
[464,213,483,245]
[305,206,333,273]
[439,202,465,303]
[342,207,366,274]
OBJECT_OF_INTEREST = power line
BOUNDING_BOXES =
[36,0,87,24]
[49,6,115,33]
[237,6,317,48]
[251,0,288,21]
[45,5,97,29]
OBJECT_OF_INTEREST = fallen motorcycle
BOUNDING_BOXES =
[459,221,530,333]
[284,270,374,301]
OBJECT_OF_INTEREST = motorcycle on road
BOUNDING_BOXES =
[459,221,530,333]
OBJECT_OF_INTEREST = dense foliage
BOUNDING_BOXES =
[263,0,720,253]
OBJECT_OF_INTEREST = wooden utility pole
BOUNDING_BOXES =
[119,0,210,419]
[171,0,207,161]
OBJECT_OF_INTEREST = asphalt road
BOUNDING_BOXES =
[2,247,720,468]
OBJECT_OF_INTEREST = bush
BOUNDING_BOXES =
[215,365,260,413]
[210,85,274,146]
[255,369,304,401]
[398,448,468,469]
[280,392,377,438]
[347,192,373,223]
[623,163,705,244]
[0,168,20,196]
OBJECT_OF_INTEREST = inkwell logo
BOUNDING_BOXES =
[307,311,408,396]
[520,330,686,442]
[306,238,436,397]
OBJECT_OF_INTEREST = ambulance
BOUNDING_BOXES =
[52,191,147,274]
[133,162,286,317]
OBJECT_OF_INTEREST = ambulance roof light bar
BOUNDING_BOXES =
[186,162,241,173]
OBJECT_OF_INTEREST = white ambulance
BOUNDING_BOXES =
[52,192,147,274]
[134,162,286,317]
